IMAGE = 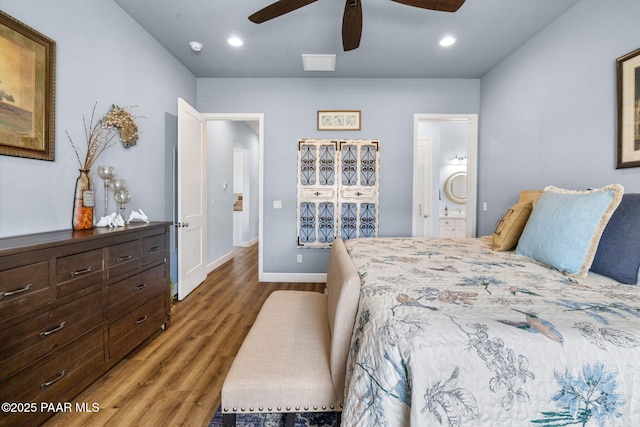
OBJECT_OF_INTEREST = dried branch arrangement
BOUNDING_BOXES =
[67,103,140,170]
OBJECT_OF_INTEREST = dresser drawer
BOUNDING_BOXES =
[0,329,105,427]
[0,261,51,322]
[109,294,165,361]
[107,264,166,319]
[0,291,103,382]
[142,233,166,266]
[108,240,141,278]
[56,249,104,298]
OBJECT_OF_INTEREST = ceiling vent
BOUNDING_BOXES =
[302,54,336,72]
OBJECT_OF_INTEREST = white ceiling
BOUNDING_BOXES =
[114,0,581,79]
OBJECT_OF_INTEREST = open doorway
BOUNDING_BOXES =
[175,99,264,300]
[412,114,478,238]
[206,118,260,270]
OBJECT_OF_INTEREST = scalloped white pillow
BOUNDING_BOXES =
[516,184,623,277]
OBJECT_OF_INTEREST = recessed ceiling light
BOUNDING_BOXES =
[228,37,243,47]
[189,41,203,52]
[439,36,456,47]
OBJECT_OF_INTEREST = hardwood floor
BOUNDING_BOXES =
[43,244,325,427]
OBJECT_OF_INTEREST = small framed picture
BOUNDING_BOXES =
[616,47,640,168]
[318,110,361,131]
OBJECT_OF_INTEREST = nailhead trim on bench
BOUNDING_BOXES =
[223,404,337,413]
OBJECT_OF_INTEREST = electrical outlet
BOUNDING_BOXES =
[482,202,488,211]
[297,254,302,263]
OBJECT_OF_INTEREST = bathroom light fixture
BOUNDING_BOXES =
[228,37,243,47]
[189,41,203,52]
[439,36,456,47]
[450,154,467,163]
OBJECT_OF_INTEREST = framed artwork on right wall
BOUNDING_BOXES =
[616,47,640,169]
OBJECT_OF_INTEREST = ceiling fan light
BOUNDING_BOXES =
[228,37,244,47]
[439,36,456,47]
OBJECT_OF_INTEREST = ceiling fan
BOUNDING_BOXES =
[249,0,465,51]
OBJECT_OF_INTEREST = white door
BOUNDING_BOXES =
[412,137,433,237]
[177,98,207,300]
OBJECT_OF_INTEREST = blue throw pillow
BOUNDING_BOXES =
[516,184,623,277]
[590,193,640,284]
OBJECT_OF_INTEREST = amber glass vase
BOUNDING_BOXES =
[72,169,95,230]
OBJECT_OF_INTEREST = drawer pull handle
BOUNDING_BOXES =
[40,321,66,338]
[41,370,66,388]
[117,255,132,262]
[135,315,148,325]
[134,283,148,291]
[71,267,92,277]
[1,283,32,299]
[147,246,161,252]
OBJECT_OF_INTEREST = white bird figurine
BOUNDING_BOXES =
[96,212,125,228]
[127,208,149,224]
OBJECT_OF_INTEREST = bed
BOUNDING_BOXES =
[340,186,640,426]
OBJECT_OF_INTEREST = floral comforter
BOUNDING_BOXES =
[342,237,640,426]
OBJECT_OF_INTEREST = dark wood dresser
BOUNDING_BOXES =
[0,222,171,426]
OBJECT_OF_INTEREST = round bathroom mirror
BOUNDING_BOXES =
[444,171,466,204]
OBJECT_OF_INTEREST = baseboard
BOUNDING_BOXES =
[241,237,258,247]
[206,250,235,274]
[259,272,327,283]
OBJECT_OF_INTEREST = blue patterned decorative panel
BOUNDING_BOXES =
[298,139,379,247]
[319,145,335,185]
[341,145,357,186]
[360,203,376,238]
[299,202,316,243]
[360,145,377,186]
[341,203,357,240]
[300,145,316,185]
[318,202,335,243]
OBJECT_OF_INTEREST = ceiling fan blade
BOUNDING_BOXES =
[390,0,465,12]
[249,0,318,23]
[342,0,363,51]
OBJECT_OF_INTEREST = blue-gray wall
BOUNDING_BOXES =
[197,78,481,273]
[478,0,640,235]
[0,0,196,237]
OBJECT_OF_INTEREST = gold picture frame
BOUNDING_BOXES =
[0,11,56,161]
[616,47,640,169]
[318,110,361,131]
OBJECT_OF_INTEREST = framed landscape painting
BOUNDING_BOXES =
[616,47,640,169]
[0,11,56,161]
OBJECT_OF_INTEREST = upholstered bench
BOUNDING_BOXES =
[221,238,361,426]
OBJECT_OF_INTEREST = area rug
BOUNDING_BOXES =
[209,406,338,427]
